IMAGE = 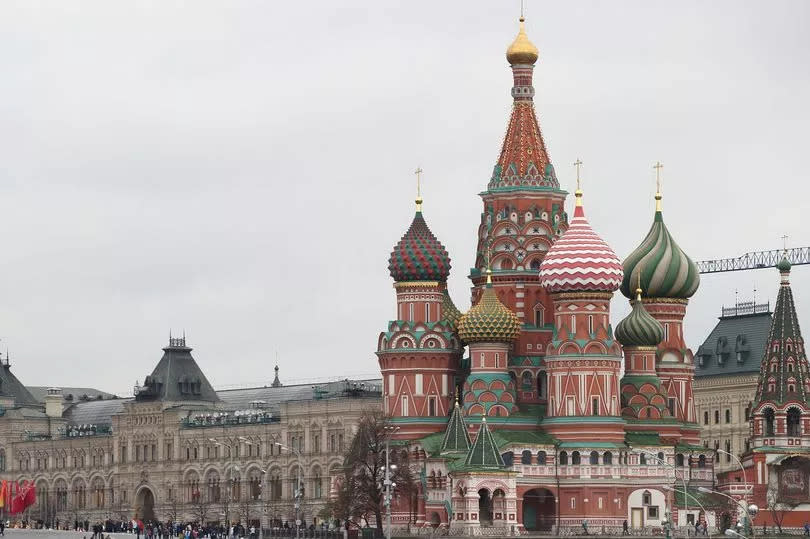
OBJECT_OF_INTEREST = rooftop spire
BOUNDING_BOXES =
[464,417,505,468]
[440,399,471,454]
[573,158,583,208]
[653,161,663,212]
[271,364,282,388]
[414,166,423,212]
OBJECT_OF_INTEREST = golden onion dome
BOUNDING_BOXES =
[506,17,539,65]
[457,272,521,344]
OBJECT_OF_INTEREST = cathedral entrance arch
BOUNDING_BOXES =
[478,488,493,525]
[134,486,156,523]
[522,488,555,531]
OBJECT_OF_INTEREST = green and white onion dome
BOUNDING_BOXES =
[620,195,700,300]
[457,273,521,343]
[615,288,665,347]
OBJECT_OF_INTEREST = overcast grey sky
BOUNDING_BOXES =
[1,1,808,396]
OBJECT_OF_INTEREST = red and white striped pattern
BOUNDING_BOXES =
[539,205,623,293]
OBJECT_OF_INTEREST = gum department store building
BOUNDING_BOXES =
[0,342,381,527]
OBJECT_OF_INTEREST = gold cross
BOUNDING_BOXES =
[414,166,423,210]
[653,161,664,193]
[573,158,583,190]
[782,234,789,251]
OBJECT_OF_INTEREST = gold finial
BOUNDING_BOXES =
[635,271,643,300]
[653,161,663,212]
[506,10,539,65]
[573,158,583,207]
[414,166,424,211]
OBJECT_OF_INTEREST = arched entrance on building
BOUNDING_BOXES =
[135,486,156,523]
[478,488,493,525]
[523,488,555,531]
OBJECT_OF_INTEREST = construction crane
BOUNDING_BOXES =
[696,247,810,274]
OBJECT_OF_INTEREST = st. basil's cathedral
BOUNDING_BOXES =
[377,16,715,533]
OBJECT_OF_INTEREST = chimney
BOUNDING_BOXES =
[45,387,63,418]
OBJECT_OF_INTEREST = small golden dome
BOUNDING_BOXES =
[506,17,539,65]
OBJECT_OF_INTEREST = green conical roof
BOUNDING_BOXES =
[441,289,464,331]
[440,400,471,454]
[754,262,809,406]
[458,275,521,343]
[465,417,505,468]
[621,199,700,300]
[616,288,664,347]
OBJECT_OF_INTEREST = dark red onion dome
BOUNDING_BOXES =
[388,211,451,282]
[539,189,623,293]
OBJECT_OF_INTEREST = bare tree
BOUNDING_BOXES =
[164,489,180,524]
[766,490,794,534]
[329,410,418,532]
[190,496,210,526]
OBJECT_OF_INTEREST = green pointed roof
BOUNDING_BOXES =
[440,400,471,454]
[465,417,505,468]
[621,196,700,300]
[754,262,810,407]
[616,288,664,347]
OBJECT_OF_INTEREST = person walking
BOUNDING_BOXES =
[623,520,629,535]
[583,519,589,535]
[803,522,809,536]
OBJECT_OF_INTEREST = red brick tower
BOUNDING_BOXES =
[378,193,464,439]
[471,17,569,409]
[620,182,701,444]
[538,185,626,442]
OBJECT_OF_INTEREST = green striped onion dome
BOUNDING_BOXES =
[442,289,463,330]
[620,206,700,300]
[388,212,451,282]
[778,255,792,273]
[457,280,521,343]
[615,289,664,347]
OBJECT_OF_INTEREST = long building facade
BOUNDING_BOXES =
[0,340,380,528]
[377,17,718,534]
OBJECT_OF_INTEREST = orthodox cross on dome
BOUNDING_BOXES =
[414,166,423,211]
[653,161,664,211]
[782,234,789,251]
[573,158,583,207]
[573,158,583,191]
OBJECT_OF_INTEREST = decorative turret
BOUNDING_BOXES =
[458,271,521,344]
[506,17,539,66]
[459,270,520,417]
[378,180,463,437]
[618,166,700,438]
[750,257,810,448]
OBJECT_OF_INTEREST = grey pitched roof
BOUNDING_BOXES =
[63,398,129,426]
[695,310,772,378]
[216,378,381,413]
[134,339,220,403]
[26,386,117,404]
[0,362,40,407]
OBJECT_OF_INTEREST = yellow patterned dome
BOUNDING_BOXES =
[506,17,539,65]
[458,273,521,343]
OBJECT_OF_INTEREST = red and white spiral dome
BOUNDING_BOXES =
[539,191,623,293]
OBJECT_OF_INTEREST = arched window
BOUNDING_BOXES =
[676,453,685,467]
[764,408,776,436]
[571,451,581,465]
[313,469,322,498]
[530,259,541,271]
[639,453,647,465]
[698,455,706,468]
[725,409,731,423]
[538,372,547,397]
[788,408,802,437]
[657,452,665,465]
[501,451,514,467]
[589,451,599,465]
[521,371,533,389]
[537,451,547,465]
[521,450,532,465]
[642,490,652,505]
[559,451,568,465]
[0,449,5,472]
[603,452,613,465]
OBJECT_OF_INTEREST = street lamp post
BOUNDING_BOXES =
[715,448,753,536]
[238,437,264,539]
[697,486,758,539]
[275,442,303,539]
[383,425,400,539]
[210,438,240,535]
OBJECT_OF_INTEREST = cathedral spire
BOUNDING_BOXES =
[489,16,557,191]
[440,399,471,454]
[754,257,808,407]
